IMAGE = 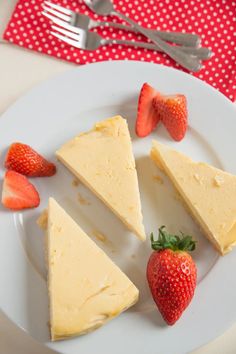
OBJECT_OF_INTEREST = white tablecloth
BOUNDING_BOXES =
[1,2,236,353]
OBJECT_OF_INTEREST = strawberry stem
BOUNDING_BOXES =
[151,226,196,252]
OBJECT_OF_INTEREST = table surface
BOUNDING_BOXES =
[1,2,236,354]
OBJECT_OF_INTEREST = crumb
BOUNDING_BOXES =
[153,175,164,184]
[53,225,62,233]
[193,173,204,185]
[111,249,116,253]
[37,209,48,230]
[92,230,107,243]
[220,222,226,229]
[131,254,136,259]
[173,191,182,202]
[77,192,90,205]
[213,175,224,187]
[72,178,80,187]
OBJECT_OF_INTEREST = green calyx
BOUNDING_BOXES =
[150,226,196,252]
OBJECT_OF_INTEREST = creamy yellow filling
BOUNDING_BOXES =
[56,116,146,241]
[39,198,139,341]
[151,140,236,255]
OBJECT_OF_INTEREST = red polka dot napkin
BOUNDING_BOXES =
[3,0,236,101]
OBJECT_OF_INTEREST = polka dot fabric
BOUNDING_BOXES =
[3,0,236,101]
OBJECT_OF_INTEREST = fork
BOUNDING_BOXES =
[82,0,202,71]
[50,24,211,61]
[43,1,200,47]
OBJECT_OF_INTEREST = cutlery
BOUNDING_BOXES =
[82,0,202,71]
[50,24,211,60]
[43,1,200,47]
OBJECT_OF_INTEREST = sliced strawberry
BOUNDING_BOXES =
[153,94,188,141]
[135,83,161,137]
[2,170,40,210]
[5,142,56,177]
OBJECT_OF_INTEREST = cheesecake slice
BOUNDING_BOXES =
[151,140,236,255]
[41,198,139,340]
[56,116,146,241]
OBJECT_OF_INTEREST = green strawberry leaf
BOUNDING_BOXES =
[151,226,196,252]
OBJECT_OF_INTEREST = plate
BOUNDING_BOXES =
[0,61,236,354]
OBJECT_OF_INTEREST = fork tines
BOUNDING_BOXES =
[50,24,85,49]
[42,1,72,25]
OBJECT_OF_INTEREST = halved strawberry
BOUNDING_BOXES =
[135,83,161,137]
[5,142,56,177]
[153,94,188,141]
[2,170,40,210]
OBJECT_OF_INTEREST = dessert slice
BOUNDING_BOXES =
[151,140,236,255]
[41,198,139,341]
[56,116,146,241]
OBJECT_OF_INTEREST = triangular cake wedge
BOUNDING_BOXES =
[56,116,146,241]
[40,198,139,341]
[151,140,236,255]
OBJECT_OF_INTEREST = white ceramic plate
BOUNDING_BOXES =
[0,61,236,354]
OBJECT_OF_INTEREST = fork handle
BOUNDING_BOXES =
[104,39,211,60]
[91,20,200,47]
[111,10,201,72]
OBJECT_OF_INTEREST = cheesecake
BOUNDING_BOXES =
[40,198,139,340]
[56,116,146,241]
[151,140,236,255]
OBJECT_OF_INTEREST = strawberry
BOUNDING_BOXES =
[2,170,40,210]
[5,142,56,177]
[153,94,188,141]
[147,226,197,325]
[135,83,161,137]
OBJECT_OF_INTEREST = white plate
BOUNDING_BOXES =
[0,61,236,354]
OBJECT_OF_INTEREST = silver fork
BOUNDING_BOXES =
[42,5,211,60]
[50,24,211,60]
[42,1,200,47]
[82,0,202,72]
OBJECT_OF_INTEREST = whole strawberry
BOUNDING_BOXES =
[147,226,197,325]
[5,142,56,177]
